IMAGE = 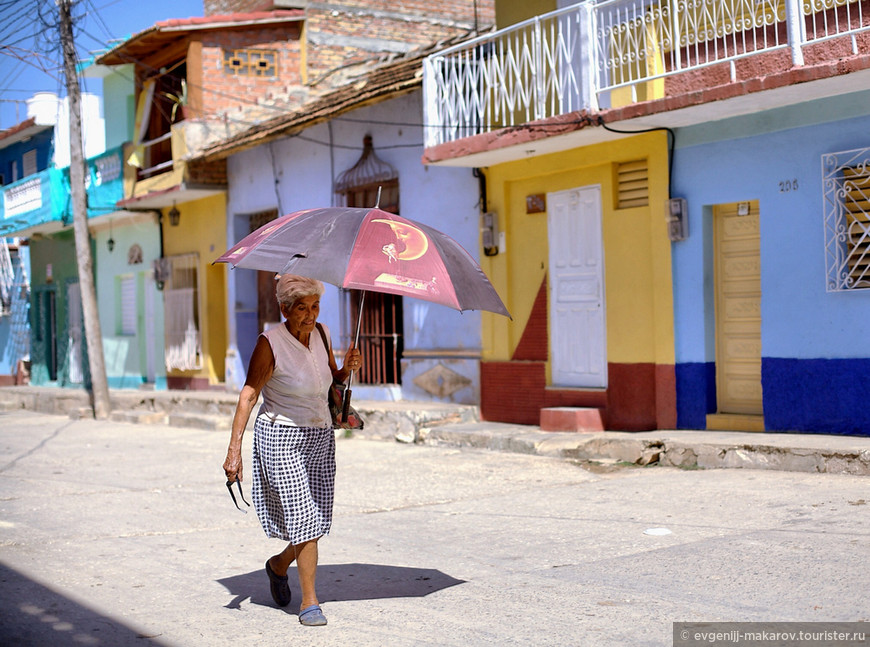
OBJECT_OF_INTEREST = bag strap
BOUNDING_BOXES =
[314,322,330,354]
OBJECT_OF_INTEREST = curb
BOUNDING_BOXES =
[2,386,870,476]
[417,423,870,476]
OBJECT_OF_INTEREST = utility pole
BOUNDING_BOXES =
[59,0,111,419]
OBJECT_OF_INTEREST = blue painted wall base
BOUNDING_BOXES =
[763,358,870,436]
[675,362,716,429]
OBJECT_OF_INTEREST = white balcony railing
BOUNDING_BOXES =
[3,176,43,218]
[423,0,870,148]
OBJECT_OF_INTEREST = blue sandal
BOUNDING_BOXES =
[299,604,327,626]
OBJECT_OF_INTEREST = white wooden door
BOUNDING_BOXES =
[548,186,606,387]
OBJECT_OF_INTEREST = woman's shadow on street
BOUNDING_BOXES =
[217,563,465,612]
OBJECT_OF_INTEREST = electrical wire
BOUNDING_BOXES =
[1,1,675,178]
[595,115,676,197]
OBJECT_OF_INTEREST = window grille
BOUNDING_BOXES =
[162,253,202,370]
[616,159,649,209]
[823,147,870,291]
[223,49,278,77]
[95,153,121,185]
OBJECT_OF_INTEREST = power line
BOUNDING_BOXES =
[2,6,627,154]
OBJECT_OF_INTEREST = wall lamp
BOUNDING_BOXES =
[168,204,181,227]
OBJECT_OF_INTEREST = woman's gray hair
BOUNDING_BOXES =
[276,274,324,308]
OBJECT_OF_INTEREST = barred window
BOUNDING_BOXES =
[223,49,277,77]
[823,148,870,291]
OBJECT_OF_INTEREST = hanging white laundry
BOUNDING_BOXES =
[164,287,201,371]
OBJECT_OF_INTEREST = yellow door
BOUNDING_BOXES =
[710,201,764,430]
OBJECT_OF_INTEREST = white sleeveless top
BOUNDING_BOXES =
[257,322,332,428]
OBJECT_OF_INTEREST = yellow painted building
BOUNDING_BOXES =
[478,131,676,429]
[160,194,228,389]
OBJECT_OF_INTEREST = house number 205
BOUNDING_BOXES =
[779,179,799,192]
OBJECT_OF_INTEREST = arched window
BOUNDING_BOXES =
[335,136,402,385]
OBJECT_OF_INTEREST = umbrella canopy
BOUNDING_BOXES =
[215,207,509,317]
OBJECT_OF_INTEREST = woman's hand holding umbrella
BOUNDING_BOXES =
[340,344,362,380]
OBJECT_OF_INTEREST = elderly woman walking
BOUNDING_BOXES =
[223,274,362,627]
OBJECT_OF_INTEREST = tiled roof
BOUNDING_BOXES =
[0,118,37,143]
[0,117,54,150]
[154,10,304,30]
[97,10,304,66]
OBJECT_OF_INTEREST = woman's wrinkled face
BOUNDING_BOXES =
[283,294,320,338]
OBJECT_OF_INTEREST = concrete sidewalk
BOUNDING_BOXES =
[1,385,869,475]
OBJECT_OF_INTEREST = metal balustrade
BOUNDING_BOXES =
[423,0,870,148]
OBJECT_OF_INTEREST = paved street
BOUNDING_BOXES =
[1,410,868,647]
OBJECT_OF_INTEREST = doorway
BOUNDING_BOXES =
[710,200,764,430]
[33,286,58,382]
[547,186,606,387]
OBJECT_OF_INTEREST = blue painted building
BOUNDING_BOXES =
[0,92,124,387]
[0,98,56,385]
[672,95,870,436]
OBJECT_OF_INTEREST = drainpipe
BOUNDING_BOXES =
[473,167,487,213]
[155,209,166,291]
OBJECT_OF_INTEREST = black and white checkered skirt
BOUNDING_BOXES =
[251,416,335,544]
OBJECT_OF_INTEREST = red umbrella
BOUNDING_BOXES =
[215,206,510,416]
[216,206,508,316]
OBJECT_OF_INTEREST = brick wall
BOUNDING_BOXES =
[203,1,495,88]
[205,0,494,24]
[305,1,495,81]
[194,25,303,115]
[187,158,228,185]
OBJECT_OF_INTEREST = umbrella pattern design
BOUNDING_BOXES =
[215,207,509,317]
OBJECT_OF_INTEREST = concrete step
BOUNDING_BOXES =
[540,407,604,432]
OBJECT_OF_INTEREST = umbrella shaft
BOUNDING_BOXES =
[341,290,365,424]
[346,290,365,391]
